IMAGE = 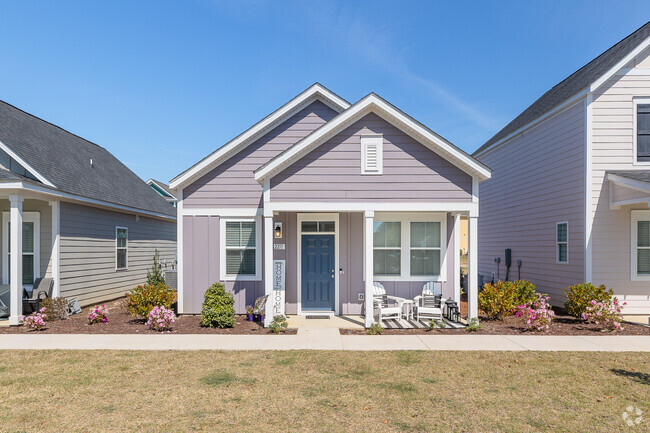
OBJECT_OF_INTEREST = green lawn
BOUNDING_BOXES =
[0,351,647,432]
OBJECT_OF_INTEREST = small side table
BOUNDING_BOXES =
[401,299,414,321]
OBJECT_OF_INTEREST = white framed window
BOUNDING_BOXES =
[633,97,650,165]
[631,210,650,280]
[371,213,446,281]
[220,217,261,281]
[556,222,568,264]
[116,227,128,270]
[2,212,40,290]
[361,135,383,174]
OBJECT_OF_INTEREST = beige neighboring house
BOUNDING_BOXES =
[0,99,176,325]
[474,22,650,324]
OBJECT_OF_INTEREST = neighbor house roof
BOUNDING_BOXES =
[475,21,650,156]
[607,170,650,185]
[0,100,176,218]
[147,178,176,199]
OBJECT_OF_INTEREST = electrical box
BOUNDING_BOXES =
[505,248,512,267]
[358,292,365,302]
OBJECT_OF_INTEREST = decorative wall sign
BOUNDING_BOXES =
[272,260,285,316]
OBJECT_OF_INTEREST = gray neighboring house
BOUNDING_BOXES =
[171,83,490,327]
[0,99,176,325]
[474,22,650,323]
[147,178,177,207]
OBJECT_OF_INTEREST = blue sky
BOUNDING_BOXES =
[1,1,649,183]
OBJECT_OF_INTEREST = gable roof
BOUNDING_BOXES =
[170,83,350,190]
[254,93,491,183]
[474,21,650,156]
[0,100,176,218]
[147,178,176,199]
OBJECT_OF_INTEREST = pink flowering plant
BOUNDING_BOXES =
[581,298,626,331]
[20,307,47,331]
[87,304,108,324]
[147,306,176,332]
[515,293,555,332]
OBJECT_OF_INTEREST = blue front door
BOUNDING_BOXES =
[301,234,335,311]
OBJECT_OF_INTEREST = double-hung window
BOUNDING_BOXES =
[632,211,650,280]
[636,103,650,163]
[3,212,41,290]
[556,222,568,264]
[116,227,128,270]
[221,219,260,280]
[372,214,445,280]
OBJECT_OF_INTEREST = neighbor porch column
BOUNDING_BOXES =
[364,210,374,327]
[9,194,23,325]
[453,213,461,303]
[49,201,60,297]
[263,213,273,327]
[467,215,478,321]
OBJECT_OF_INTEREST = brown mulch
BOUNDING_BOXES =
[0,298,296,335]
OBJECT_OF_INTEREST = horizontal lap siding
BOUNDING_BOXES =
[270,112,472,201]
[60,202,176,307]
[591,51,650,314]
[183,101,338,208]
[477,102,585,304]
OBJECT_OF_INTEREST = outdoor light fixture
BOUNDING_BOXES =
[274,222,282,238]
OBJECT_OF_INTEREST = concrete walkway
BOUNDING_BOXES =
[0,328,649,351]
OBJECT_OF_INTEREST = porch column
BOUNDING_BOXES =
[9,194,23,325]
[364,210,374,327]
[49,201,60,297]
[467,215,478,321]
[453,213,461,303]
[263,213,273,327]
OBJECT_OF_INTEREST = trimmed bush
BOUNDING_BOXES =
[200,282,235,328]
[512,280,536,306]
[478,280,539,320]
[268,315,288,333]
[366,322,383,335]
[564,283,612,318]
[125,283,176,318]
[40,297,69,321]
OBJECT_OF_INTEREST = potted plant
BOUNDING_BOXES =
[256,308,265,323]
[246,305,254,321]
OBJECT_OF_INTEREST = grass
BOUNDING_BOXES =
[0,351,647,432]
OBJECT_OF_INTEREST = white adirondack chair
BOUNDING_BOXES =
[372,282,404,323]
[414,282,445,322]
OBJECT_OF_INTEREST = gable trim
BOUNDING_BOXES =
[590,36,650,92]
[169,83,350,190]
[254,93,491,183]
[0,139,56,187]
[147,179,176,200]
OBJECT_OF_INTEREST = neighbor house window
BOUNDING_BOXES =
[632,211,650,279]
[3,212,40,289]
[116,227,128,270]
[224,220,257,277]
[556,222,568,264]
[637,103,650,162]
[361,135,383,174]
[373,221,401,275]
[372,214,446,279]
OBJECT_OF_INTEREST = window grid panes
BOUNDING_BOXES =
[373,221,401,275]
[225,221,256,275]
[557,223,568,263]
[637,220,650,275]
[300,221,335,233]
[7,221,36,285]
[637,104,650,162]
[116,227,128,270]
[410,222,441,275]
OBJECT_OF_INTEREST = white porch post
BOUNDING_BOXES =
[263,213,273,327]
[467,215,478,320]
[453,213,461,303]
[49,201,60,297]
[364,210,374,327]
[9,194,23,325]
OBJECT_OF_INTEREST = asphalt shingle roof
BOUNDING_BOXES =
[0,100,176,218]
[475,21,650,155]
[607,170,650,184]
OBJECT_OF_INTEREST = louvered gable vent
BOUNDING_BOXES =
[361,135,383,174]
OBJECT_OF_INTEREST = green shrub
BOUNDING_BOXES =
[478,280,538,320]
[466,318,482,332]
[427,319,444,330]
[200,282,235,328]
[146,250,166,286]
[40,297,69,321]
[564,283,612,318]
[268,315,288,333]
[366,322,383,335]
[125,283,176,318]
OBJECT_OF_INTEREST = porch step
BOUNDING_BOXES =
[305,315,330,319]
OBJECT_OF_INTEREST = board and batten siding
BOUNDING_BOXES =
[590,46,650,314]
[0,199,52,283]
[183,100,338,208]
[476,101,586,304]
[59,202,176,306]
[270,113,473,201]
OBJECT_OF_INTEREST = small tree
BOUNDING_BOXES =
[146,250,166,286]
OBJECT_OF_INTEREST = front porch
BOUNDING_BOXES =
[285,314,466,330]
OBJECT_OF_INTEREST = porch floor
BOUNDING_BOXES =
[285,315,465,330]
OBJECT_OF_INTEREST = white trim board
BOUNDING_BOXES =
[590,36,650,92]
[254,93,491,183]
[0,139,56,187]
[264,201,478,216]
[146,179,177,200]
[170,83,350,190]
